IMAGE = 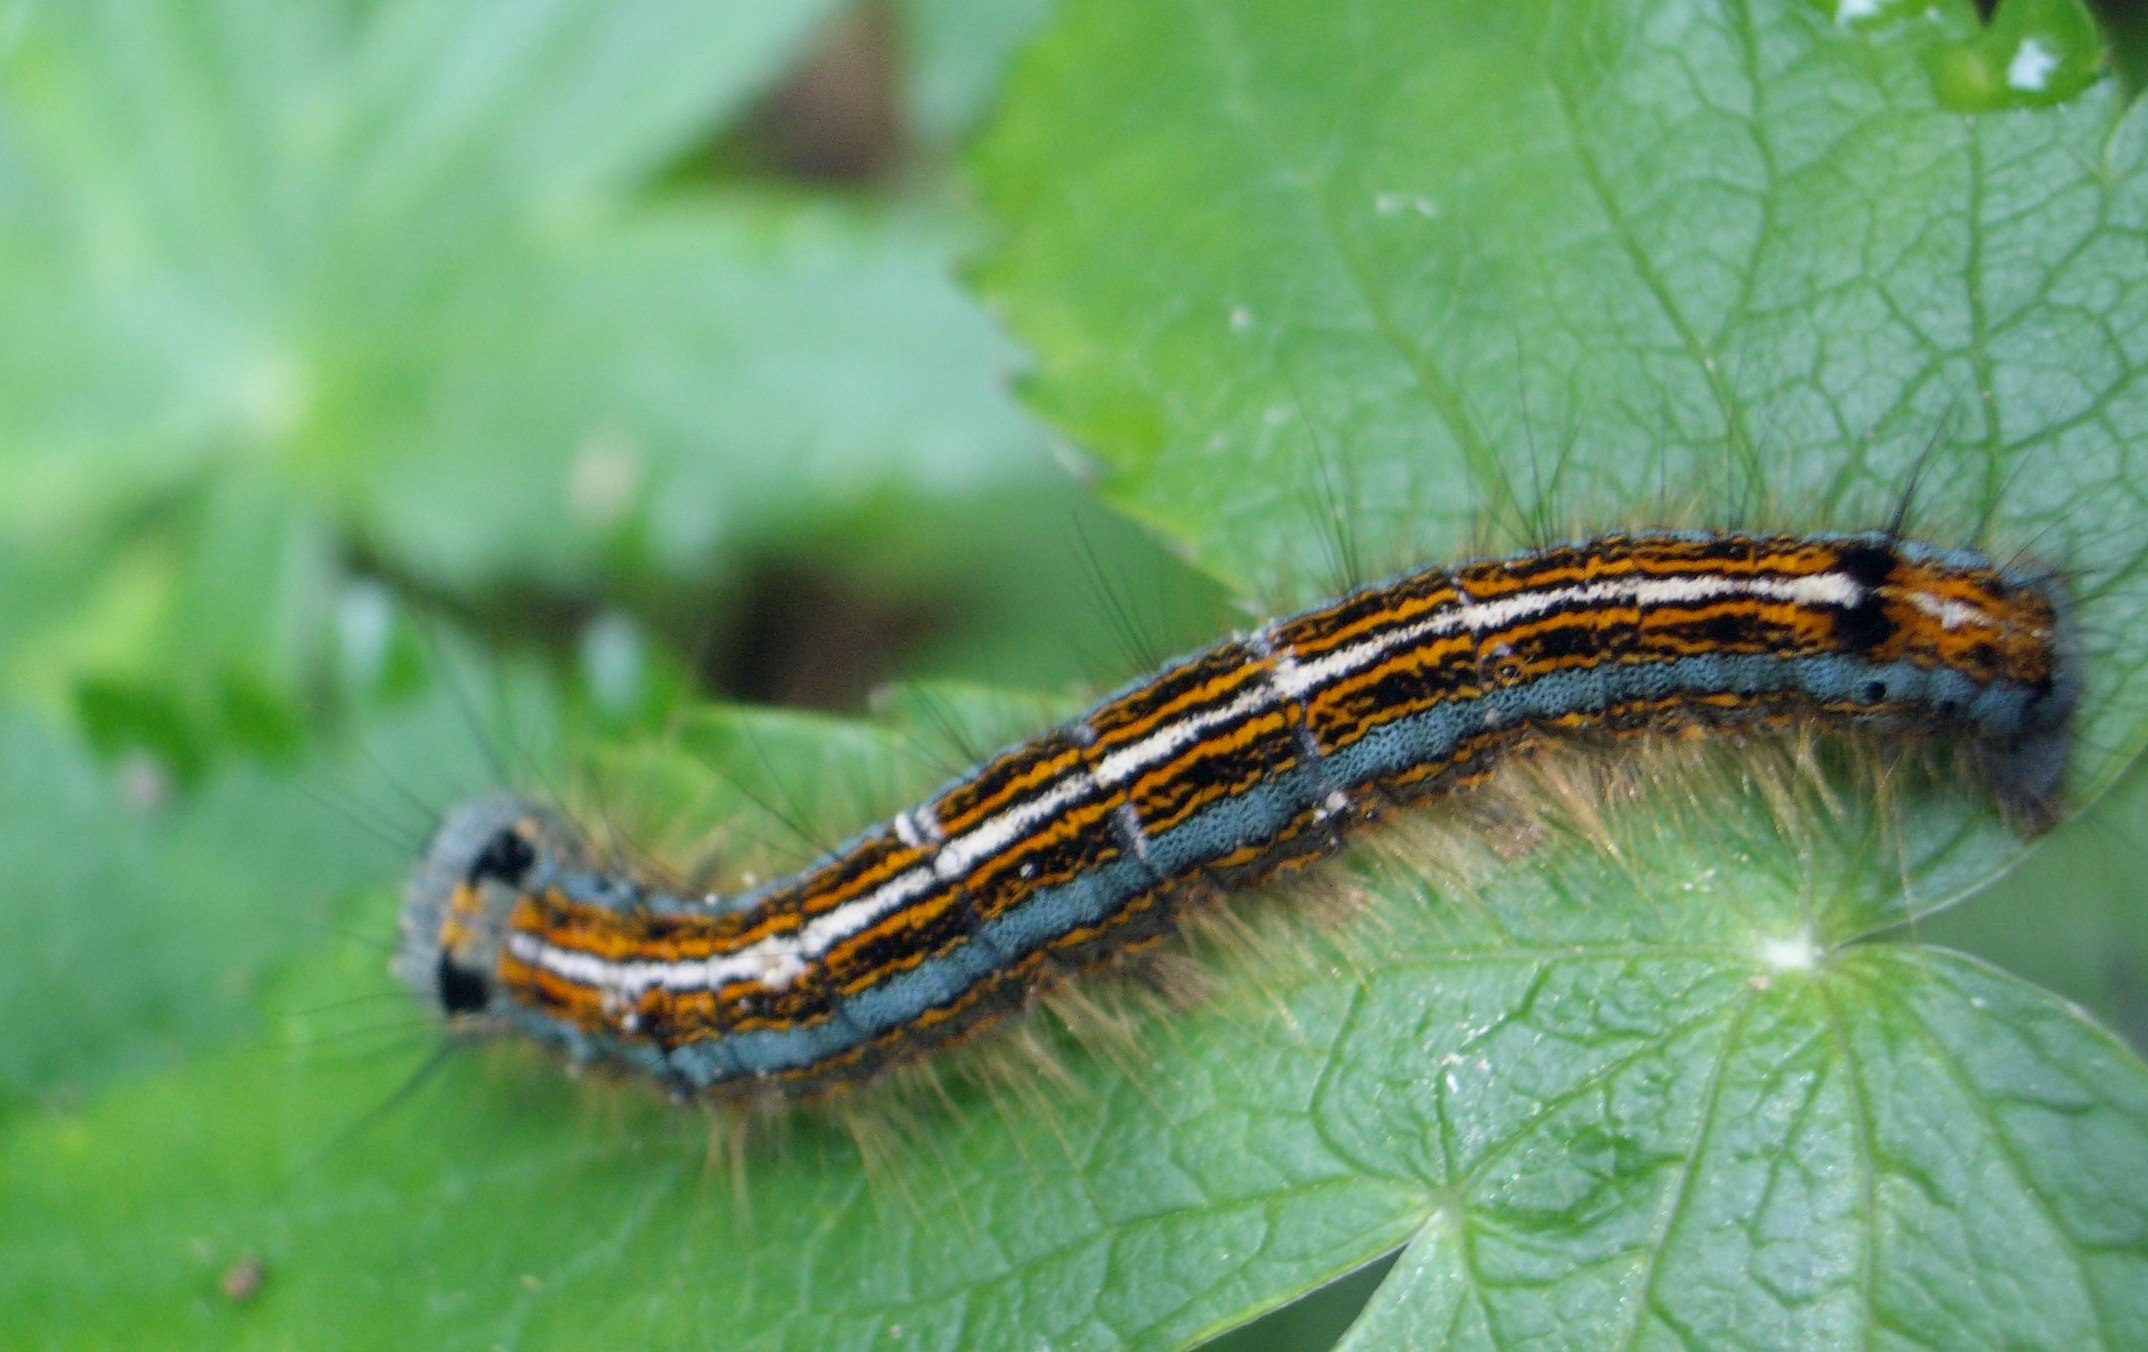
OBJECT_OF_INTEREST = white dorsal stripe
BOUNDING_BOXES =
[1274,572,1861,699]
[514,567,1867,997]
[934,772,1094,878]
[1093,684,1276,787]
[517,773,1103,997]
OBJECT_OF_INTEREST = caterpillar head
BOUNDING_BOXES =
[1854,540,2081,831]
[397,793,556,1020]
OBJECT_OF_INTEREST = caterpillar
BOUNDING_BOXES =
[397,529,2077,1102]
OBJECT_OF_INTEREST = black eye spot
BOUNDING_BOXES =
[437,951,492,1015]
[1864,679,1888,703]
[469,828,536,887]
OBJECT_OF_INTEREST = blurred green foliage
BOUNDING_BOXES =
[0,0,1198,770]
[1,0,2145,1349]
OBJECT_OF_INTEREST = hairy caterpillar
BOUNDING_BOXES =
[397,529,2075,1102]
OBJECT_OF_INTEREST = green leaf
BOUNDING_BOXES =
[976,0,2148,1342]
[1329,949,2148,1350]
[0,0,1049,723]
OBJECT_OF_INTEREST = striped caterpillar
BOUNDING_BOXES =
[397,529,2076,1102]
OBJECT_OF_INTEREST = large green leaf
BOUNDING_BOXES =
[963,0,2148,1342]
[9,1,2148,1349]
[974,0,2148,785]
[7,708,2148,1349]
